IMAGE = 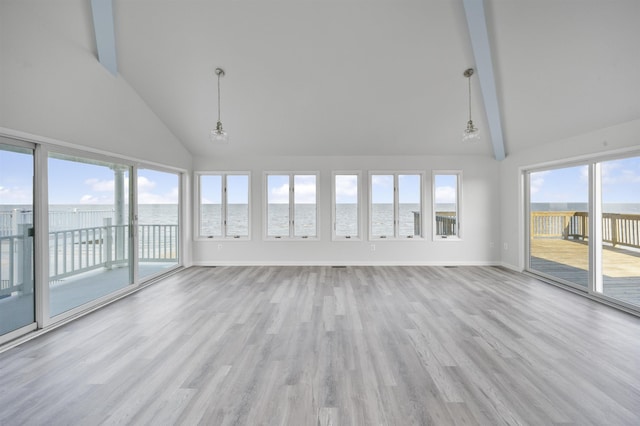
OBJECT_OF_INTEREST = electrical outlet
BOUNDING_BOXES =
[370,244,376,252]
[217,244,222,251]
[503,243,508,250]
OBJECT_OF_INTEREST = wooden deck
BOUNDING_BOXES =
[530,238,640,305]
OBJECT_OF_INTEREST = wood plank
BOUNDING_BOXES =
[0,266,639,424]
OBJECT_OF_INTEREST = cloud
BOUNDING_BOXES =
[602,161,640,185]
[269,182,290,204]
[137,176,157,191]
[335,175,358,203]
[294,182,316,204]
[435,186,456,203]
[80,176,177,205]
[0,185,30,204]
[372,175,393,187]
[85,178,114,192]
[529,170,550,195]
[79,194,101,204]
[269,177,316,204]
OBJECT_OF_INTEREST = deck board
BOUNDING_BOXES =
[530,238,640,305]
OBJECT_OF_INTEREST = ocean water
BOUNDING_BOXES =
[0,204,179,236]
[531,203,640,214]
[3,202,639,237]
[200,203,424,237]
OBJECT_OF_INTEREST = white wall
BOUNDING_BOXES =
[0,0,192,169]
[500,118,640,270]
[192,154,501,265]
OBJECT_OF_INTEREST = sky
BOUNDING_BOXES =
[3,148,639,206]
[434,174,457,204]
[201,174,249,204]
[0,152,179,205]
[530,157,640,203]
[267,175,317,204]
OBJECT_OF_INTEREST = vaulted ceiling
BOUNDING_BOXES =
[105,0,640,159]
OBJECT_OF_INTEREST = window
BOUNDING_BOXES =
[197,172,250,239]
[48,152,132,317]
[525,155,640,310]
[599,156,640,306]
[1,135,186,343]
[265,173,318,239]
[370,172,423,239]
[333,172,360,240]
[525,153,640,311]
[527,166,588,287]
[0,141,35,338]
[137,168,180,279]
[433,171,461,239]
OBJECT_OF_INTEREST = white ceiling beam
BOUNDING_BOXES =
[91,0,118,76]
[463,0,506,161]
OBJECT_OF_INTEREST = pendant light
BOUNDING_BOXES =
[462,68,480,143]
[210,68,229,143]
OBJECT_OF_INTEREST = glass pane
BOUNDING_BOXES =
[48,153,132,316]
[0,144,35,336]
[399,174,421,238]
[529,166,589,288]
[335,174,358,238]
[200,175,222,237]
[267,175,289,237]
[600,156,640,306]
[294,175,316,237]
[226,174,249,237]
[434,174,458,237]
[371,175,394,238]
[138,168,179,279]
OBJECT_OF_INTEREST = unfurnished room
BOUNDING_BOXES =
[1,0,640,424]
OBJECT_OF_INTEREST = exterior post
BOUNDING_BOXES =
[113,166,126,264]
[104,218,113,270]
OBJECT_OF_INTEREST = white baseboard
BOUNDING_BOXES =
[192,260,501,267]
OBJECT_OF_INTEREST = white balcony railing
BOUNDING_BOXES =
[1,221,178,299]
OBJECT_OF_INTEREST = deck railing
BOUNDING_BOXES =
[531,211,640,249]
[0,225,33,299]
[435,211,457,236]
[1,223,178,298]
[0,209,115,236]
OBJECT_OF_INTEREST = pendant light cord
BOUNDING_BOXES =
[217,72,222,123]
[468,75,472,122]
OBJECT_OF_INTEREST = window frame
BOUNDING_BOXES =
[263,171,319,240]
[331,171,361,241]
[195,171,251,241]
[368,171,424,241]
[432,170,462,241]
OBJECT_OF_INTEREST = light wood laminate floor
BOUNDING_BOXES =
[1,266,640,425]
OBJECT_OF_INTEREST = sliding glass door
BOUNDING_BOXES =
[527,154,640,311]
[48,153,132,317]
[0,142,35,337]
[137,168,180,280]
[0,136,185,344]
[528,165,589,288]
[599,156,640,306]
